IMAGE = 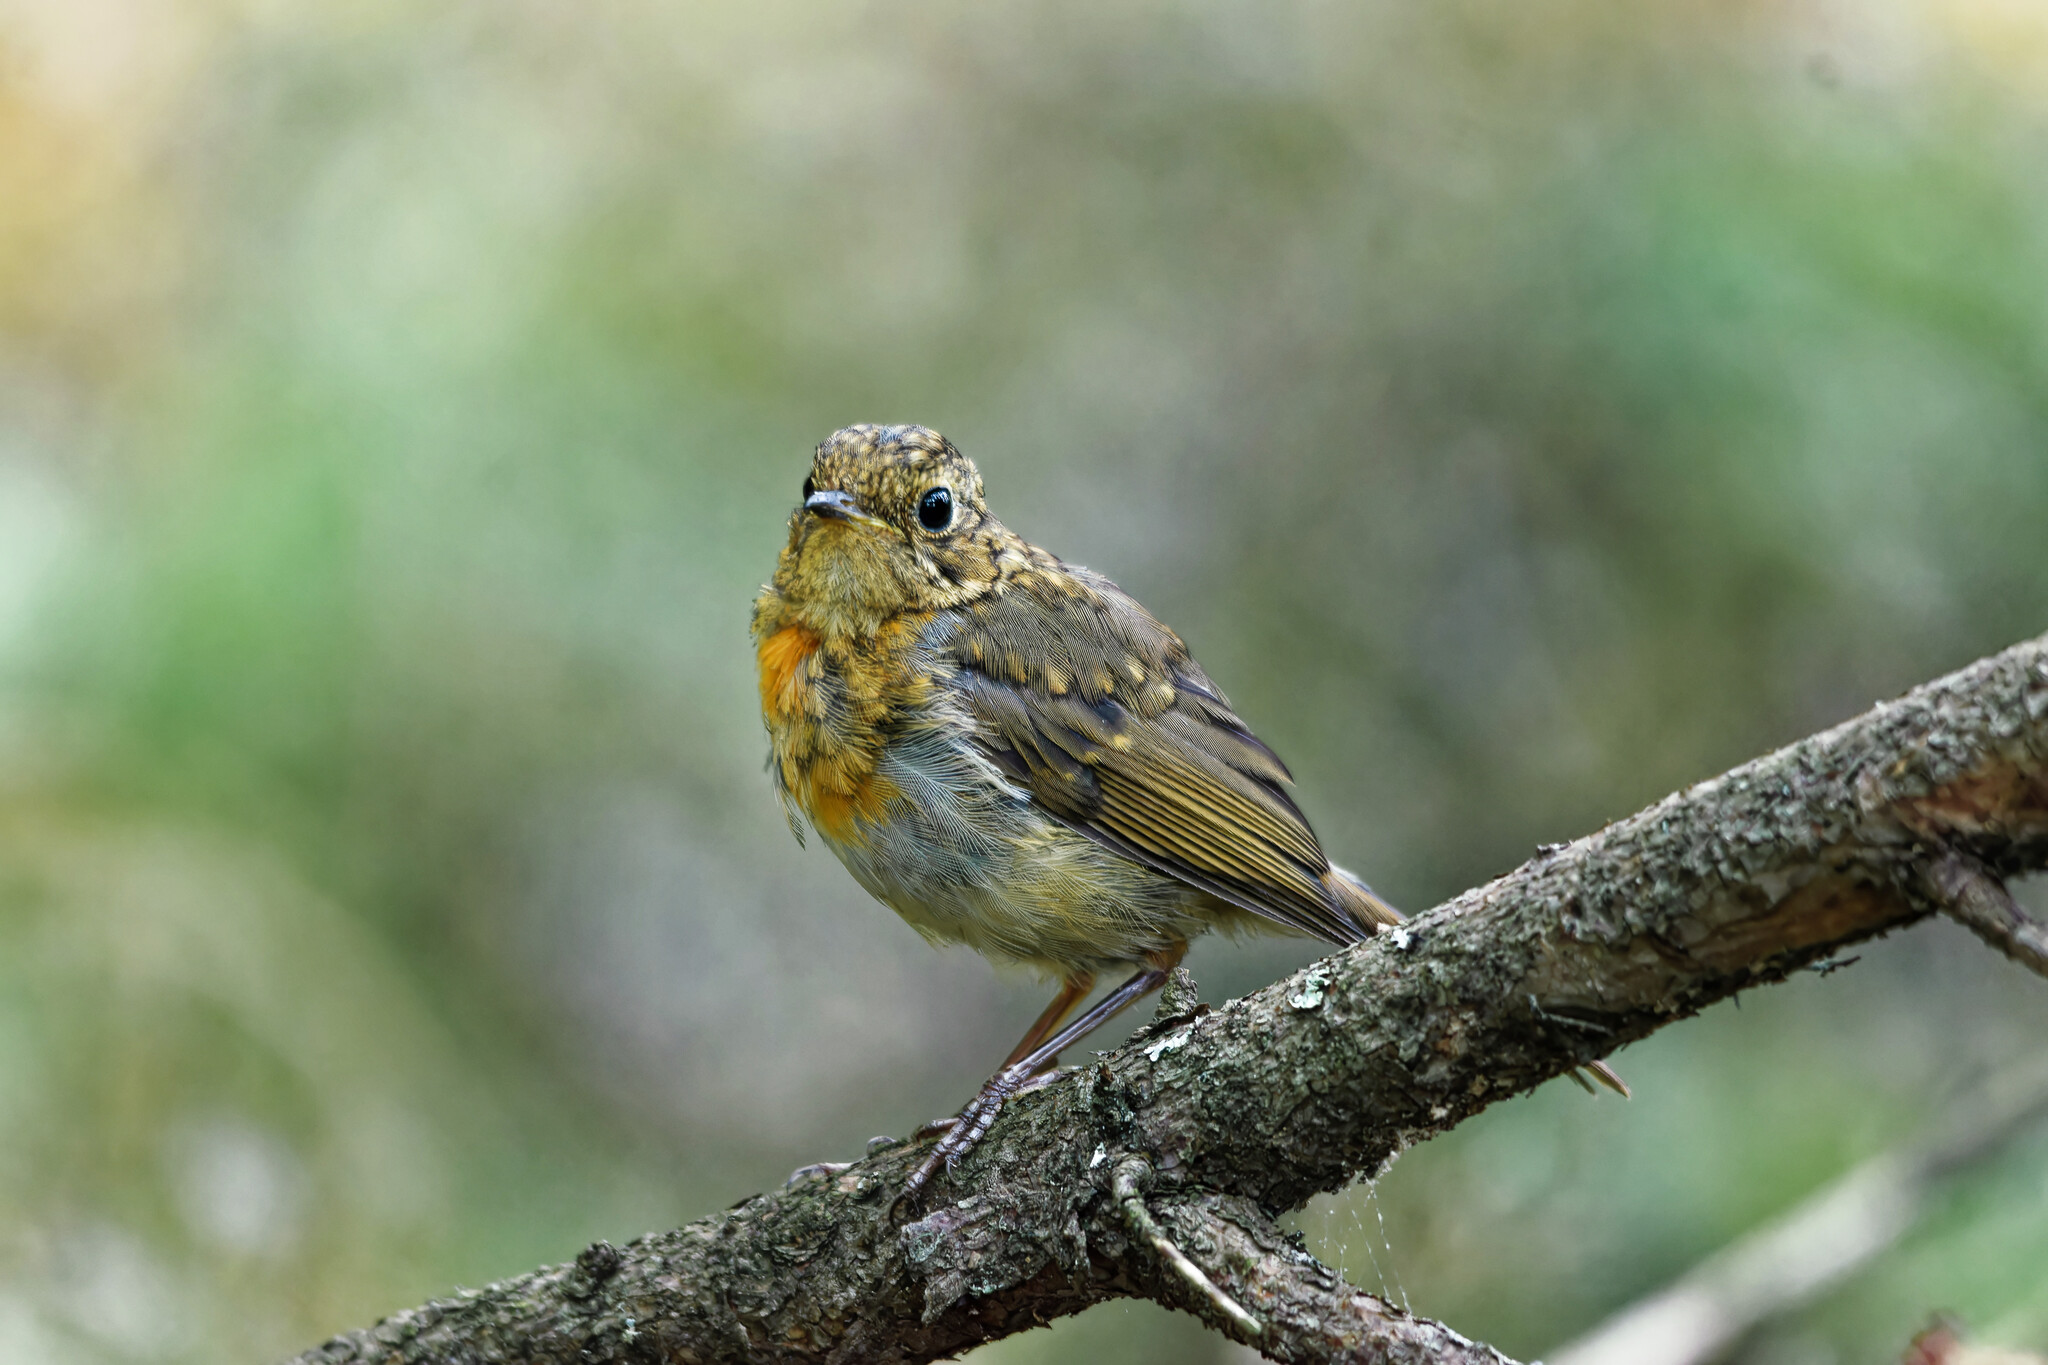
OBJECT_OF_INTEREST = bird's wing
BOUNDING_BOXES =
[938,560,1390,943]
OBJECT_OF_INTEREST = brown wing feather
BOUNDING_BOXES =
[943,560,1390,944]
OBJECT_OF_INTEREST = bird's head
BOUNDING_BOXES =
[763,424,1016,638]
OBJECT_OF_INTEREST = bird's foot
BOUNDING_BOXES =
[907,1115,959,1143]
[903,1069,1063,1148]
[1015,1066,1064,1095]
[896,1061,1038,1213]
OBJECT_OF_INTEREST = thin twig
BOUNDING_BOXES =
[1150,1194,1522,1365]
[1924,851,2048,980]
[1113,1159,1261,1338]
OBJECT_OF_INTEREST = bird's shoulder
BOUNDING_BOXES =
[941,548,1198,713]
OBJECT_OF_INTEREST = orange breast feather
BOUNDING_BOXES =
[756,623,897,843]
[757,623,820,722]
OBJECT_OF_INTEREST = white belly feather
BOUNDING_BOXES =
[814,694,1213,975]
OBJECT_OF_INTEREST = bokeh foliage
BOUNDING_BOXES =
[1,1,2047,1361]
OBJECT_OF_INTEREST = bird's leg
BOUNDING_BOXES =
[1003,971,1096,1068]
[899,945,1184,1210]
[1010,973,1097,1084]
[909,971,1095,1142]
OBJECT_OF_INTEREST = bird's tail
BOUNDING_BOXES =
[1324,864,1403,940]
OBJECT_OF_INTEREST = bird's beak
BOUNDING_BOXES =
[804,488,888,528]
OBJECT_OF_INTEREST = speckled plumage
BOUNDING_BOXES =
[753,423,1404,1200]
[752,424,1397,977]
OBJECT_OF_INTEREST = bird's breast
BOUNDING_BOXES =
[755,610,939,845]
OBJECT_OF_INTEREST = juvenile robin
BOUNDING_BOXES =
[753,424,1619,1205]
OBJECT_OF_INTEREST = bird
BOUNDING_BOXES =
[752,423,1621,1206]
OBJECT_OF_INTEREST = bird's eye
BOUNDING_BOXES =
[801,475,815,501]
[917,486,953,531]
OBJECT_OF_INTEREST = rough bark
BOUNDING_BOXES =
[287,633,2048,1365]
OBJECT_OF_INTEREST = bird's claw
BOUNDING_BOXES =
[894,1064,1036,1215]
[907,1115,960,1143]
[1015,1066,1063,1095]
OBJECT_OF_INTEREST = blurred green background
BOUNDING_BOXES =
[2,1,2047,1362]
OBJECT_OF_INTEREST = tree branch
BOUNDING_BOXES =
[287,633,2048,1365]
[1143,1192,1517,1365]
[1922,850,2048,979]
